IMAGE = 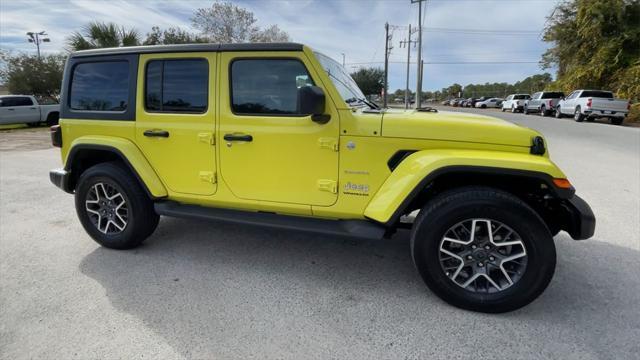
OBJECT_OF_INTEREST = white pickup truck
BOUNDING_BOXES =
[556,90,630,125]
[0,95,60,126]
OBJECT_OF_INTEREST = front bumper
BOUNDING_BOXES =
[50,168,73,194]
[560,195,596,240]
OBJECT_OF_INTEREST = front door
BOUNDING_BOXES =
[218,52,339,206]
[135,53,217,196]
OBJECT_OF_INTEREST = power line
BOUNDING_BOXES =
[347,60,539,65]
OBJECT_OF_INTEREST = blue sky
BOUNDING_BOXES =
[0,0,558,92]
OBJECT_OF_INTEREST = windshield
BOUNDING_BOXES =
[314,52,367,105]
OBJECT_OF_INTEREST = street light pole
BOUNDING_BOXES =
[26,31,50,60]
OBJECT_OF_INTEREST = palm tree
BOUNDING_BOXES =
[67,22,141,51]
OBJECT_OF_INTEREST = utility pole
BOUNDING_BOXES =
[383,22,392,108]
[400,24,418,109]
[412,0,427,108]
[26,31,50,60]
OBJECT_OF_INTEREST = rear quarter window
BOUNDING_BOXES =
[62,54,138,121]
[70,61,129,111]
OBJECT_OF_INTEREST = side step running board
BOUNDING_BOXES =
[154,201,387,240]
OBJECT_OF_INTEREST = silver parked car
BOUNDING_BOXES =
[0,95,60,126]
[524,91,565,116]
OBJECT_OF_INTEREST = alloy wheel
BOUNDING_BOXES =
[438,219,528,293]
[85,182,129,234]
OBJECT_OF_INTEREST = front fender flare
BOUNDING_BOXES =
[364,149,569,225]
[65,136,168,198]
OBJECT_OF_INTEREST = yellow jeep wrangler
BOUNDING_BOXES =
[50,43,594,312]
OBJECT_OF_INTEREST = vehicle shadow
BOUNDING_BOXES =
[79,217,640,359]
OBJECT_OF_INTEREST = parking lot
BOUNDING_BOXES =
[1,109,639,359]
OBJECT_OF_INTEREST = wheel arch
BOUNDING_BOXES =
[364,149,573,228]
[64,138,167,199]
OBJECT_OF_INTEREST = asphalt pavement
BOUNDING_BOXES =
[1,109,639,359]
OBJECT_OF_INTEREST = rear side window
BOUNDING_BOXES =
[541,92,564,99]
[230,59,314,115]
[70,61,129,111]
[580,91,613,98]
[514,95,529,100]
[145,59,208,113]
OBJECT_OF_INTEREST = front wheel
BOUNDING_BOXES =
[501,107,506,112]
[75,162,159,249]
[410,187,556,313]
[540,105,547,117]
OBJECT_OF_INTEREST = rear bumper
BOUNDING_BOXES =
[560,194,596,240]
[50,168,73,194]
[584,109,627,118]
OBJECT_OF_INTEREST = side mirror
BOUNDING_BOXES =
[297,85,330,124]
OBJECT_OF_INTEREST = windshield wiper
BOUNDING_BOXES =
[346,97,380,110]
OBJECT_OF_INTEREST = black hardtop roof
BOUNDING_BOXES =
[70,42,305,58]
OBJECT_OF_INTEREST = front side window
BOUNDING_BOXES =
[70,61,129,111]
[145,59,208,113]
[231,59,314,115]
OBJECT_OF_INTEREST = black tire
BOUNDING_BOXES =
[46,112,59,126]
[611,117,623,125]
[555,106,563,118]
[481,104,487,109]
[574,106,585,122]
[501,107,506,112]
[540,105,547,117]
[75,162,159,249]
[410,187,556,313]
[511,105,517,113]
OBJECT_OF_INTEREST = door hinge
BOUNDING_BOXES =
[199,171,217,184]
[317,179,338,194]
[318,137,339,151]
[198,132,215,145]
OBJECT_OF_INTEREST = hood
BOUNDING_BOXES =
[381,109,538,147]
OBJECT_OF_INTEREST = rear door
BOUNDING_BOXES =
[135,52,217,196]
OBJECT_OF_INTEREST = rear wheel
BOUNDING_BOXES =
[574,107,585,122]
[555,106,563,118]
[410,187,556,313]
[75,162,159,249]
[540,105,547,116]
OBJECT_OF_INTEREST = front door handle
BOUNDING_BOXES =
[143,129,170,138]
[223,134,253,142]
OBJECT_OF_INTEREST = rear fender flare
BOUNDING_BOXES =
[65,136,167,198]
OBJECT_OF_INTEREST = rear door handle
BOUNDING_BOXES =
[223,134,253,142]
[143,129,170,138]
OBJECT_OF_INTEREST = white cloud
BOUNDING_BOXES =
[0,0,557,90]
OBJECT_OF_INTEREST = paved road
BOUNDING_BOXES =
[1,111,639,359]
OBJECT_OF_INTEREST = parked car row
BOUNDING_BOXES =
[441,97,504,108]
[0,95,60,126]
[441,89,631,125]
